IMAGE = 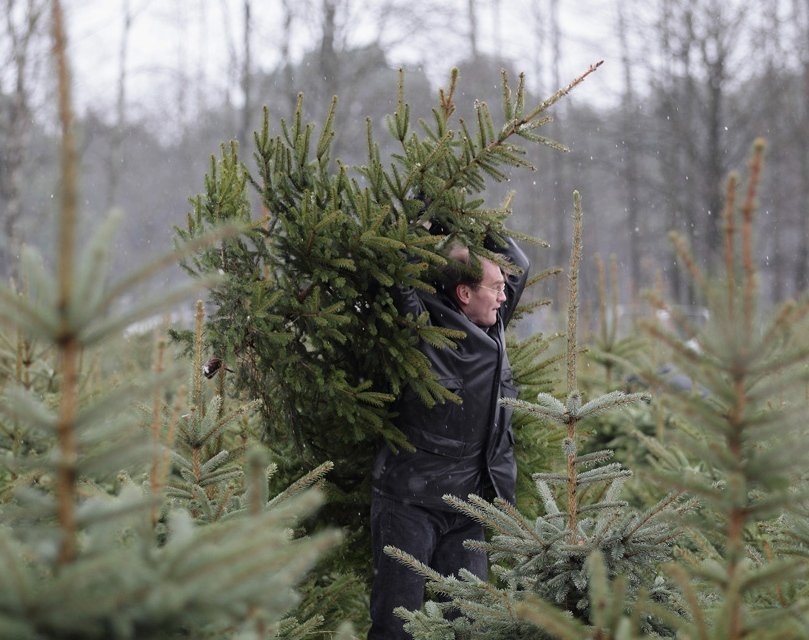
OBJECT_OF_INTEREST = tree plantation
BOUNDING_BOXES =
[3,2,809,639]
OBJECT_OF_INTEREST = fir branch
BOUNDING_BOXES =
[493,497,549,546]
[577,501,629,516]
[667,231,706,292]
[622,491,686,539]
[524,60,603,121]
[501,392,566,421]
[444,494,523,538]
[197,449,237,476]
[198,399,261,447]
[384,545,442,582]
[198,469,242,489]
[265,461,334,510]
[111,222,241,307]
[576,469,632,487]
[737,558,809,594]
[573,450,615,467]
[575,390,650,420]
[536,479,561,516]
[514,595,589,639]
[532,472,568,483]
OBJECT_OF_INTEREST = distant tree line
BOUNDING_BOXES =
[1,0,808,321]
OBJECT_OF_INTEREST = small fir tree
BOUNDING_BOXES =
[584,253,649,393]
[388,192,689,639]
[0,6,345,638]
[577,253,659,494]
[636,140,809,639]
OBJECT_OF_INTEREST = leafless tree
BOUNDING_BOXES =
[548,0,568,287]
[641,0,758,301]
[0,0,47,276]
[105,0,132,211]
[616,0,642,298]
[237,0,252,150]
[793,0,809,293]
[467,0,479,59]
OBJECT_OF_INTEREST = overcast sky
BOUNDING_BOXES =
[66,0,622,123]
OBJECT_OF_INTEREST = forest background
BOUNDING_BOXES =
[3,0,809,329]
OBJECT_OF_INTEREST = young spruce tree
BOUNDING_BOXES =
[636,140,809,639]
[0,5,345,638]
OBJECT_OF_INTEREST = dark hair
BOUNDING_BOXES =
[435,241,483,294]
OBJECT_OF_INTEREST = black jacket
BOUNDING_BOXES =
[372,238,530,510]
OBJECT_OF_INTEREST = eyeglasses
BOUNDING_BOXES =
[476,282,507,294]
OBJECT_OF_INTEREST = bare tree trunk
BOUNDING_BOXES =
[653,0,746,303]
[106,0,132,211]
[174,3,190,127]
[279,0,296,115]
[491,0,502,58]
[679,12,701,305]
[655,0,695,304]
[700,27,729,273]
[549,0,567,294]
[798,61,809,293]
[236,0,252,151]
[617,0,641,299]
[794,0,809,293]
[760,1,786,302]
[529,0,544,97]
[0,0,45,276]
[320,0,337,95]
[467,0,479,59]
[656,0,679,302]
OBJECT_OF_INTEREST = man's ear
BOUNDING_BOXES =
[455,283,472,305]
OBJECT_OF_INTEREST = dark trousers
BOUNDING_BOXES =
[367,492,487,640]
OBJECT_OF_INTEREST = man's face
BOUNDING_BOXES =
[457,259,506,327]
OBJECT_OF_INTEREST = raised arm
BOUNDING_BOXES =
[496,237,530,329]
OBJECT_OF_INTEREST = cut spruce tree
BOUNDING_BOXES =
[175,64,602,577]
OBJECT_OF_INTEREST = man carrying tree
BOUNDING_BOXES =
[368,230,530,639]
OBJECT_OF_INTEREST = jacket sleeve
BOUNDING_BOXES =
[388,280,427,319]
[497,237,530,330]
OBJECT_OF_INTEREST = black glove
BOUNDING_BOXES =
[428,218,448,236]
[483,231,505,251]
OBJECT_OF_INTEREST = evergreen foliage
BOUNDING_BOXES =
[389,192,688,639]
[0,8,347,637]
[4,8,809,639]
[583,254,649,393]
[635,140,809,639]
[175,63,602,581]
